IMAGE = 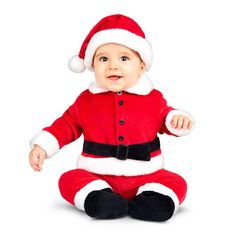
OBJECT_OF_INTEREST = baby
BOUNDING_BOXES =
[29,14,195,222]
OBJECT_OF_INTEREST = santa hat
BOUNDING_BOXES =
[68,14,152,73]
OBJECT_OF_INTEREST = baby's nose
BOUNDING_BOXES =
[108,60,119,70]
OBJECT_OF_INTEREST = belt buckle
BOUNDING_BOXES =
[116,145,129,160]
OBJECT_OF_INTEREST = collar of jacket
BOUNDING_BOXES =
[88,73,154,95]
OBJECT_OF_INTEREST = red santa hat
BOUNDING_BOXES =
[68,14,153,73]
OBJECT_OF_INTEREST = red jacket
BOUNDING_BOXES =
[30,74,193,176]
[44,89,172,150]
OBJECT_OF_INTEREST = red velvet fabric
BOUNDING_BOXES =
[43,89,174,156]
[58,168,187,205]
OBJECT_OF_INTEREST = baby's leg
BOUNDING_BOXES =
[58,169,128,219]
[129,169,187,222]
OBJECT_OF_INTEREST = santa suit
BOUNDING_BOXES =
[31,74,194,213]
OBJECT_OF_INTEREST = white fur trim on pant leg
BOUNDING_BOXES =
[165,110,196,136]
[137,183,180,214]
[74,179,112,211]
[30,130,60,158]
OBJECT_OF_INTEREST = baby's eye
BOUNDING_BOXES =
[99,56,108,62]
[120,56,129,61]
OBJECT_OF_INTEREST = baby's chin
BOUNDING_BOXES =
[106,86,127,92]
[97,79,131,92]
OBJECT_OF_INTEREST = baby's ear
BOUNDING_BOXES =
[140,61,145,74]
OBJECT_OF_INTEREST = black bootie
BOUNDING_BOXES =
[84,188,129,219]
[129,191,175,222]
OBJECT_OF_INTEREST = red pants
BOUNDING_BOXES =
[58,168,187,209]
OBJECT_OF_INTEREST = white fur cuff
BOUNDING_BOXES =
[74,180,111,211]
[165,110,195,136]
[30,130,60,158]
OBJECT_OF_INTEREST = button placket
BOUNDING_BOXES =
[115,92,126,143]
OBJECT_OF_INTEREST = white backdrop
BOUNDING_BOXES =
[0,0,236,235]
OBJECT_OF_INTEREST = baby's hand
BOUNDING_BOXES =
[171,115,193,130]
[29,145,46,172]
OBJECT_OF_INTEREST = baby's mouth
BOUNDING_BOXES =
[107,75,122,81]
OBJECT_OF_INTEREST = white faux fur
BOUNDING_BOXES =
[88,73,154,95]
[137,183,179,214]
[30,130,59,158]
[88,81,110,94]
[84,29,152,71]
[76,154,164,176]
[68,55,86,73]
[165,110,195,136]
[74,179,111,211]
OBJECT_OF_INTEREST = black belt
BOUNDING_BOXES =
[82,136,160,161]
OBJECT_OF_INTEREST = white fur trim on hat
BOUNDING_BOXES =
[84,29,152,72]
[68,55,86,73]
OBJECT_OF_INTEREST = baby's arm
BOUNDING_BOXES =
[157,91,195,136]
[29,94,84,171]
[29,108,82,171]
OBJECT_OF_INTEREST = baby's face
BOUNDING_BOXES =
[93,43,145,92]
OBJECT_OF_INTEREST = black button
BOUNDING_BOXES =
[117,91,122,95]
[118,136,124,141]
[119,120,125,125]
[118,100,124,106]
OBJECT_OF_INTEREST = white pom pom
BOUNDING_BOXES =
[68,56,86,73]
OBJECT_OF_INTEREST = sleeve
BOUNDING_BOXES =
[158,93,175,135]
[158,93,195,136]
[30,96,83,158]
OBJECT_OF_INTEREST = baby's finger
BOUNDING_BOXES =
[171,115,178,128]
[177,116,184,129]
[29,153,41,171]
[33,164,41,172]
[188,120,193,129]
[38,153,45,170]
[183,117,190,129]
[29,157,40,171]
